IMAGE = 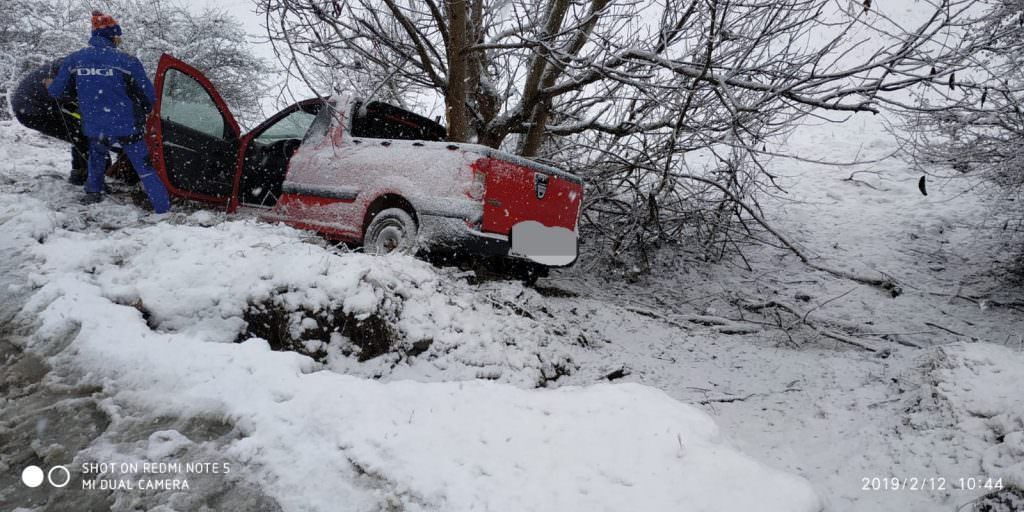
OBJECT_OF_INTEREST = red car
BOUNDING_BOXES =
[147,55,583,276]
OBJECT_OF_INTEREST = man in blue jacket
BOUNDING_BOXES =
[47,11,170,213]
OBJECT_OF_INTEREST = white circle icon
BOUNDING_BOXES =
[22,465,44,488]
[48,466,71,488]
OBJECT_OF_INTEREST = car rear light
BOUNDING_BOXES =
[465,169,486,201]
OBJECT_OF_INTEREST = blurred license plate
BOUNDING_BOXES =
[510,221,577,266]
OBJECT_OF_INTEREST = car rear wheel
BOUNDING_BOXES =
[364,208,418,255]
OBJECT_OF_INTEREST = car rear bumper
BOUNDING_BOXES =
[418,214,578,268]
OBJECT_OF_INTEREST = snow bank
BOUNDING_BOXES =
[1,183,822,511]
[16,307,823,511]
[930,343,1024,490]
[16,210,572,386]
[0,194,61,247]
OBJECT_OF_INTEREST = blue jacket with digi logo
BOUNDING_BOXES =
[48,35,156,139]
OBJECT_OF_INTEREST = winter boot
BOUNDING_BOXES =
[68,168,88,186]
[80,192,104,205]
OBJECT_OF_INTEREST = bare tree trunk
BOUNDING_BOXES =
[519,0,610,156]
[445,0,470,141]
[515,0,570,154]
[518,95,554,156]
[466,0,500,145]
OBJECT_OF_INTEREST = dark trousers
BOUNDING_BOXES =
[88,136,170,214]
[14,109,93,172]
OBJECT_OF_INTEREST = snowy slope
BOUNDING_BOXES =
[542,107,1024,512]
[4,23,1024,508]
[0,120,822,511]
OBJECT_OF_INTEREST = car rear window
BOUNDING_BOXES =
[351,101,446,141]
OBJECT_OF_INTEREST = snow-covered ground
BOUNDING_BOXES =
[0,121,822,511]
[1,107,1022,512]
[548,112,1024,511]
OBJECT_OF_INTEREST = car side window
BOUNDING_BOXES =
[160,69,226,139]
[254,109,318,145]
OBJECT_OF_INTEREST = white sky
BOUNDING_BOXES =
[178,0,446,122]
[179,0,318,116]
[182,0,267,40]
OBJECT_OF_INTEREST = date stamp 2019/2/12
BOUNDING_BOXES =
[861,477,1004,492]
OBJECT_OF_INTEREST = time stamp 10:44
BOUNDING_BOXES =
[862,477,1004,492]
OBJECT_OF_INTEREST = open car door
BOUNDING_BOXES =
[231,98,326,211]
[150,54,240,207]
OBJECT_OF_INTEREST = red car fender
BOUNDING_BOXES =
[352,182,417,231]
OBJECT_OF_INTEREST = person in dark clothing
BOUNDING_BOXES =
[47,11,170,213]
[10,59,104,185]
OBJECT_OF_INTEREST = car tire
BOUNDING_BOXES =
[364,207,418,255]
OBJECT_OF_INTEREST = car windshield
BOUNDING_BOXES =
[254,108,319,145]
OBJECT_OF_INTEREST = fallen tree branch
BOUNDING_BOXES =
[673,171,902,295]
[624,306,762,335]
[741,299,884,352]
[698,387,801,405]
[623,306,692,331]
[699,393,758,405]
[817,329,880,352]
[924,321,967,337]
